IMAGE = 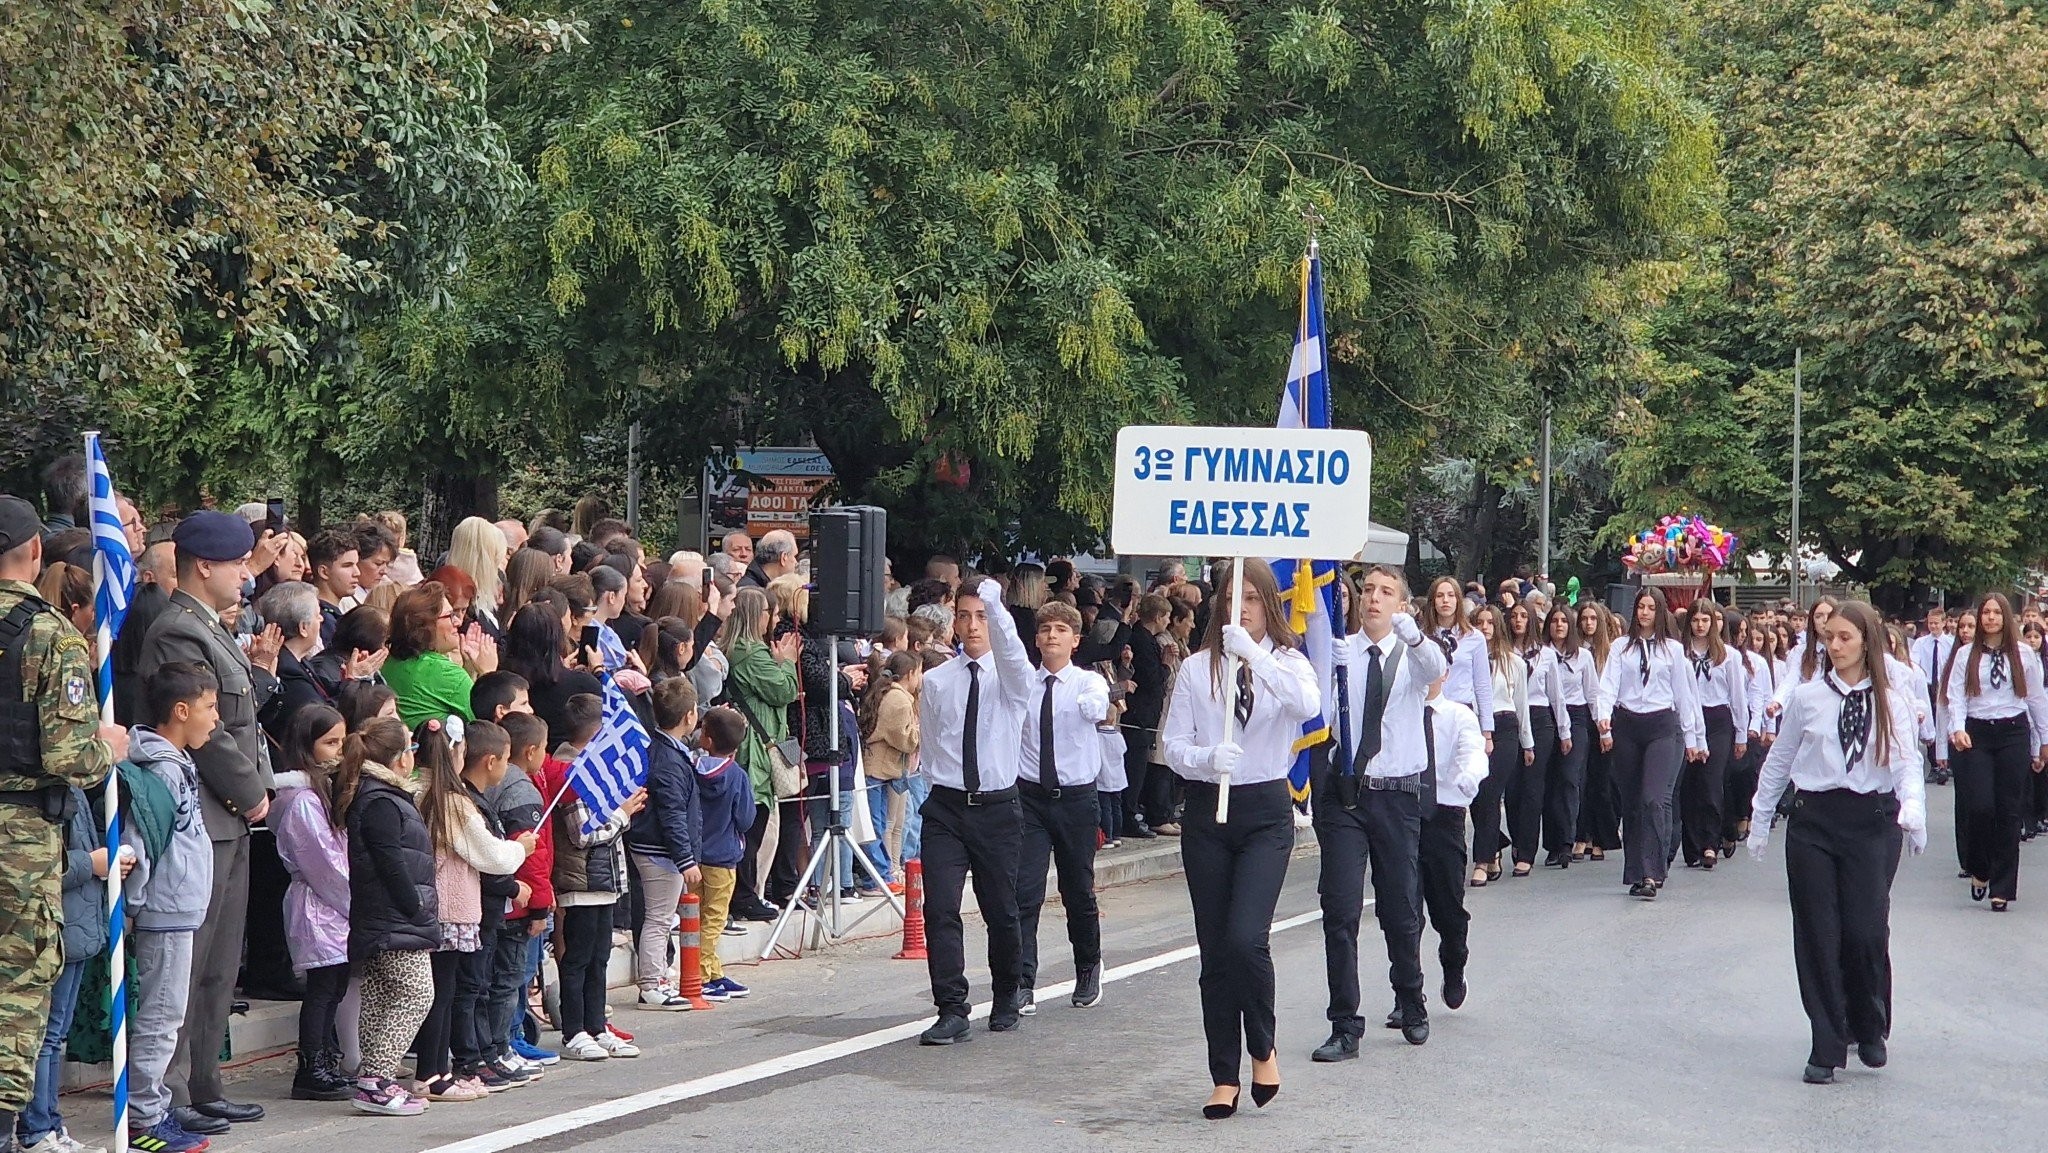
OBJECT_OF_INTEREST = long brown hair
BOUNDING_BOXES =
[1423,575,1470,635]
[1545,606,1581,660]
[412,717,466,856]
[1479,605,1517,679]
[1576,601,1610,671]
[1964,592,2027,698]
[1938,610,1976,707]
[332,716,409,830]
[1201,558,1302,696]
[1799,596,1839,681]
[1620,587,1678,660]
[1828,601,1897,770]
[859,650,921,740]
[1681,604,1726,665]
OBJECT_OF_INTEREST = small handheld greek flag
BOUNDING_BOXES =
[564,679,651,835]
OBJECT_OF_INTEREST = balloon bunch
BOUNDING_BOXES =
[1622,514,1740,574]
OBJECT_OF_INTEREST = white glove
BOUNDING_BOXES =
[1905,825,1928,856]
[1899,799,1928,856]
[1222,624,1265,665]
[977,578,1004,608]
[1391,612,1423,647]
[1209,742,1243,781]
[1454,769,1485,801]
[1746,827,1770,862]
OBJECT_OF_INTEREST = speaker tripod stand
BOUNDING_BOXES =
[762,633,905,958]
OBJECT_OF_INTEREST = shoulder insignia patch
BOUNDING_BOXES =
[65,675,88,707]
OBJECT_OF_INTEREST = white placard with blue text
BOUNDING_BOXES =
[1110,425,1373,559]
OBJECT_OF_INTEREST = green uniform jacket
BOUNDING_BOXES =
[723,636,798,808]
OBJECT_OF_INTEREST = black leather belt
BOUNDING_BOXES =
[1020,780,1095,801]
[932,784,1019,807]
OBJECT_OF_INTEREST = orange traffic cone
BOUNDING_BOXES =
[677,893,715,1009]
[894,859,928,960]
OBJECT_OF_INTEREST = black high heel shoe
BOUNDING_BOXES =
[1203,1088,1241,1120]
[1251,1082,1280,1108]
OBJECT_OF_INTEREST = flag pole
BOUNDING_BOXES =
[1216,556,1245,823]
[87,431,130,1153]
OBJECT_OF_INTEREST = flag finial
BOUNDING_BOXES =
[1303,205,1325,257]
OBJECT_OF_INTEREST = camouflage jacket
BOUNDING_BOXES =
[0,579,113,793]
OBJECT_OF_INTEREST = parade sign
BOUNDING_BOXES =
[1110,425,1373,558]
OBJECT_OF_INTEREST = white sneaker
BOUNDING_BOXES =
[593,1030,641,1058]
[562,1032,610,1061]
[24,1132,107,1153]
[637,988,688,1011]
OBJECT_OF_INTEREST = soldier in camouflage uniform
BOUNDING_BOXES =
[0,495,121,1151]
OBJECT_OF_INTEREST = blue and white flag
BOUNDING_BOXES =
[565,678,652,835]
[87,434,136,676]
[1268,244,1344,803]
[87,431,137,1153]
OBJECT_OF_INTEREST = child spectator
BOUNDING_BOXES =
[122,662,219,1153]
[489,712,556,1069]
[858,651,921,884]
[448,721,537,1090]
[269,704,355,1102]
[693,707,755,1000]
[542,694,645,1060]
[335,717,437,1117]
[627,679,700,1010]
[18,782,119,1153]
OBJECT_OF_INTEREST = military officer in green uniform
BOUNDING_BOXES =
[0,495,122,1152]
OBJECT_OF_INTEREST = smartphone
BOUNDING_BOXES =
[264,497,288,536]
[580,624,602,652]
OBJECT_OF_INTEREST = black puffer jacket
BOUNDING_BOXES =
[345,764,439,962]
[794,632,857,765]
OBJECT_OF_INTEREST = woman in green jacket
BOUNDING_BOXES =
[381,582,496,728]
[719,587,804,919]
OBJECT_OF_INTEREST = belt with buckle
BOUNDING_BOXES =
[1020,780,1094,801]
[1366,773,1424,794]
[934,784,1019,807]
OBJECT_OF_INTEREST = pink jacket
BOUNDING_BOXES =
[270,772,350,973]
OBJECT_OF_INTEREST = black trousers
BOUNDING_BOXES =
[243,829,298,995]
[920,787,1024,1017]
[1121,727,1172,826]
[1578,734,1621,851]
[1419,803,1471,976]
[1016,783,1102,988]
[486,921,531,1063]
[1723,737,1762,845]
[297,963,350,1056]
[1313,771,1371,1039]
[1361,785,1427,1021]
[558,904,613,1039]
[765,800,807,905]
[1509,713,1553,866]
[1470,712,1524,865]
[1182,779,1292,1086]
[1954,715,2033,900]
[1545,706,1592,853]
[1681,705,1737,865]
[1784,788,1901,1069]
[451,939,496,1071]
[1611,707,1683,885]
[411,949,461,1079]
[739,801,771,908]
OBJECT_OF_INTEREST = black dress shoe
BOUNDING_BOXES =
[1126,820,1159,840]
[919,1014,973,1045]
[1202,1088,1240,1120]
[1630,881,1657,900]
[1857,1040,1887,1069]
[171,1108,230,1135]
[989,994,1023,1032]
[1384,1008,1403,1029]
[1402,1018,1430,1046]
[193,1099,264,1123]
[1310,1033,1359,1062]
[1443,970,1467,1010]
[1802,1063,1835,1084]
[1072,964,1102,1008]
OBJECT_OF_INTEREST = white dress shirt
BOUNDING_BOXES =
[1436,629,1496,733]
[1686,646,1749,737]
[1162,642,1320,785]
[1911,633,1955,703]
[1744,655,1775,736]
[1335,628,1447,780]
[916,596,1036,791]
[1943,644,2048,746]
[1524,648,1569,735]
[1489,655,1534,750]
[1602,636,1707,749]
[1885,654,1935,744]
[1752,673,1926,820]
[1550,645,1606,724]
[1017,662,1112,788]
[1428,696,1490,806]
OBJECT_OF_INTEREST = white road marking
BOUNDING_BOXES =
[421,906,1337,1153]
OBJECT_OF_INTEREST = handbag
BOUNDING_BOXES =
[731,695,805,800]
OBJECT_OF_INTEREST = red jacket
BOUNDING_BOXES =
[506,761,561,917]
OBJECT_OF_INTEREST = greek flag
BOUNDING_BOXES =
[88,434,135,670]
[1269,244,1343,803]
[565,678,652,835]
[87,432,136,1153]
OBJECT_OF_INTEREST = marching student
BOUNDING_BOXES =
[1598,589,1706,899]
[1013,601,1112,1015]
[1422,576,1496,749]
[1507,603,1564,875]
[1468,605,1534,882]
[1934,610,1975,858]
[1943,593,2048,911]
[916,578,1036,1046]
[1403,662,1490,1034]
[1574,603,1620,861]
[1678,604,1747,870]
[1542,607,1600,868]
[1911,608,1955,784]
[1747,601,1926,1085]
[1723,611,1774,856]
[1162,559,1317,1118]
[1311,565,1443,1063]
[1771,597,1840,714]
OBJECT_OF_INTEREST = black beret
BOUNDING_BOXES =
[171,511,254,563]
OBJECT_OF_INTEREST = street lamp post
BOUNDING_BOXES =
[1790,348,1802,607]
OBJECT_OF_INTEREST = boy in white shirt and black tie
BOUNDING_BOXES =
[1015,601,1113,1014]
[916,577,1037,1046]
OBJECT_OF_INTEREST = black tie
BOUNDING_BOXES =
[1235,661,1255,727]
[1420,704,1438,819]
[1992,649,2009,691]
[1039,673,1058,789]
[963,661,982,793]
[1637,639,1652,685]
[1351,643,1385,774]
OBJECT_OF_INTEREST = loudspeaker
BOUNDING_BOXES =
[809,505,888,635]
[1606,580,1640,615]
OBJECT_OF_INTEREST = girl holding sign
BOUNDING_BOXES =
[1161,558,1319,1120]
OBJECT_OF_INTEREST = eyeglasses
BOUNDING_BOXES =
[406,743,419,753]
[437,610,459,622]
